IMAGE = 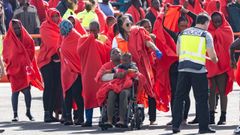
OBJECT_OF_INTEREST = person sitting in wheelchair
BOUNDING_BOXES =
[96,51,145,128]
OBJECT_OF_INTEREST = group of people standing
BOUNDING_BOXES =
[0,0,240,134]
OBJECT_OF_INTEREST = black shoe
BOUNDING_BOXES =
[234,126,240,134]
[209,111,215,125]
[81,122,92,127]
[44,116,59,123]
[74,118,84,125]
[0,129,4,133]
[172,127,180,134]
[26,112,35,121]
[199,127,216,134]
[217,112,226,125]
[217,117,226,125]
[12,117,19,122]
[188,118,198,124]
[64,120,74,125]
[60,117,66,124]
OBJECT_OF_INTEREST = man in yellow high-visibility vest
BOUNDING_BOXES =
[172,13,218,134]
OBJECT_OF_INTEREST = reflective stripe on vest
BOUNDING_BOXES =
[116,36,128,53]
[179,35,206,65]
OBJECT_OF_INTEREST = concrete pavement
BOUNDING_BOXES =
[0,83,239,135]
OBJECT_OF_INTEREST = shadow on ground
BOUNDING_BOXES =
[0,121,238,134]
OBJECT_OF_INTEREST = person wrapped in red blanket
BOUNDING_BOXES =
[206,11,234,125]
[96,52,145,128]
[68,15,87,35]
[126,0,145,24]
[77,21,110,127]
[153,15,178,113]
[37,8,63,123]
[2,19,43,122]
[59,20,84,126]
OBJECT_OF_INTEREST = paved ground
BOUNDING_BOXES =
[0,83,239,135]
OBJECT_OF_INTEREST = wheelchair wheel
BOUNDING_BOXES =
[135,108,143,130]
[130,119,135,130]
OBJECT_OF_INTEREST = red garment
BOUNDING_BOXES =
[37,8,62,69]
[163,0,174,4]
[149,7,160,19]
[77,34,110,109]
[96,68,145,106]
[30,0,48,23]
[69,15,87,35]
[95,61,116,83]
[180,0,204,14]
[163,5,182,33]
[205,0,220,15]
[219,0,229,19]
[126,5,146,24]
[207,12,234,95]
[48,0,60,8]
[95,7,107,33]
[3,21,43,92]
[102,17,116,42]
[102,23,115,42]
[205,0,229,18]
[153,16,178,112]
[60,29,82,95]
[75,0,85,14]
[127,26,155,106]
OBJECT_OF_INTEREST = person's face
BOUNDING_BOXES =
[111,49,121,62]
[67,0,77,9]
[122,18,132,33]
[107,18,116,27]
[152,0,160,11]
[12,21,22,38]
[212,14,222,28]
[142,21,152,33]
[90,25,99,38]
[178,21,188,32]
[51,13,60,24]
[121,56,131,65]
[68,17,75,27]
[85,3,92,12]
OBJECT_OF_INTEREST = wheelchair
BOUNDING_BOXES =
[99,79,145,131]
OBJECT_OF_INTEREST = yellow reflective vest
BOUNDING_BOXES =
[179,34,206,66]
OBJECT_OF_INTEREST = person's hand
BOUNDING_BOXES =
[231,60,237,69]
[164,3,170,16]
[180,6,189,14]
[128,69,137,73]
[155,49,162,59]
[53,59,61,63]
